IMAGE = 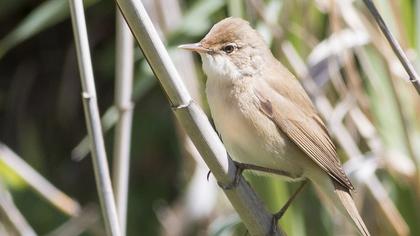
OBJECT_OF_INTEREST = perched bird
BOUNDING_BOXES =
[180,17,370,236]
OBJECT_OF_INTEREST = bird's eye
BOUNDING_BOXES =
[222,44,236,54]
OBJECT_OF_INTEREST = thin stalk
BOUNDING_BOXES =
[47,205,101,236]
[114,0,283,235]
[112,9,134,236]
[68,0,121,235]
[72,74,155,161]
[0,143,80,216]
[362,0,420,94]
[0,182,36,236]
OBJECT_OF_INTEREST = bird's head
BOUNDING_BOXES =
[179,17,270,80]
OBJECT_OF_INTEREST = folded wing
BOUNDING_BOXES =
[255,77,353,190]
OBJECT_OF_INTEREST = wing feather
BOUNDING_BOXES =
[255,85,353,190]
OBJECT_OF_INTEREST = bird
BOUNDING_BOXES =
[179,17,370,236]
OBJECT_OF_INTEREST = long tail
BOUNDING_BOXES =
[309,170,370,236]
[332,180,370,236]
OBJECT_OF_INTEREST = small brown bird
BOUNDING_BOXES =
[180,17,370,236]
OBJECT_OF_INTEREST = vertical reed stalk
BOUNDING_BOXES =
[69,0,121,235]
[112,9,134,236]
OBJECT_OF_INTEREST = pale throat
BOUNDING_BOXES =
[200,53,242,83]
[200,52,263,83]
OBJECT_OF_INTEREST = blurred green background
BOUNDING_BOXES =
[0,0,419,235]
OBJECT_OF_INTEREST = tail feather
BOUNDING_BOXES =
[308,169,370,236]
[333,181,370,236]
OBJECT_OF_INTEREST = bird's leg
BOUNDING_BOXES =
[271,180,308,233]
[274,180,308,219]
[215,161,299,190]
[233,162,297,178]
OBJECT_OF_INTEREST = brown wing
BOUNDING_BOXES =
[255,85,354,190]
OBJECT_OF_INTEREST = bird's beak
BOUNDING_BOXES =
[178,43,210,53]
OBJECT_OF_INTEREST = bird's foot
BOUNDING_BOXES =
[217,161,245,190]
